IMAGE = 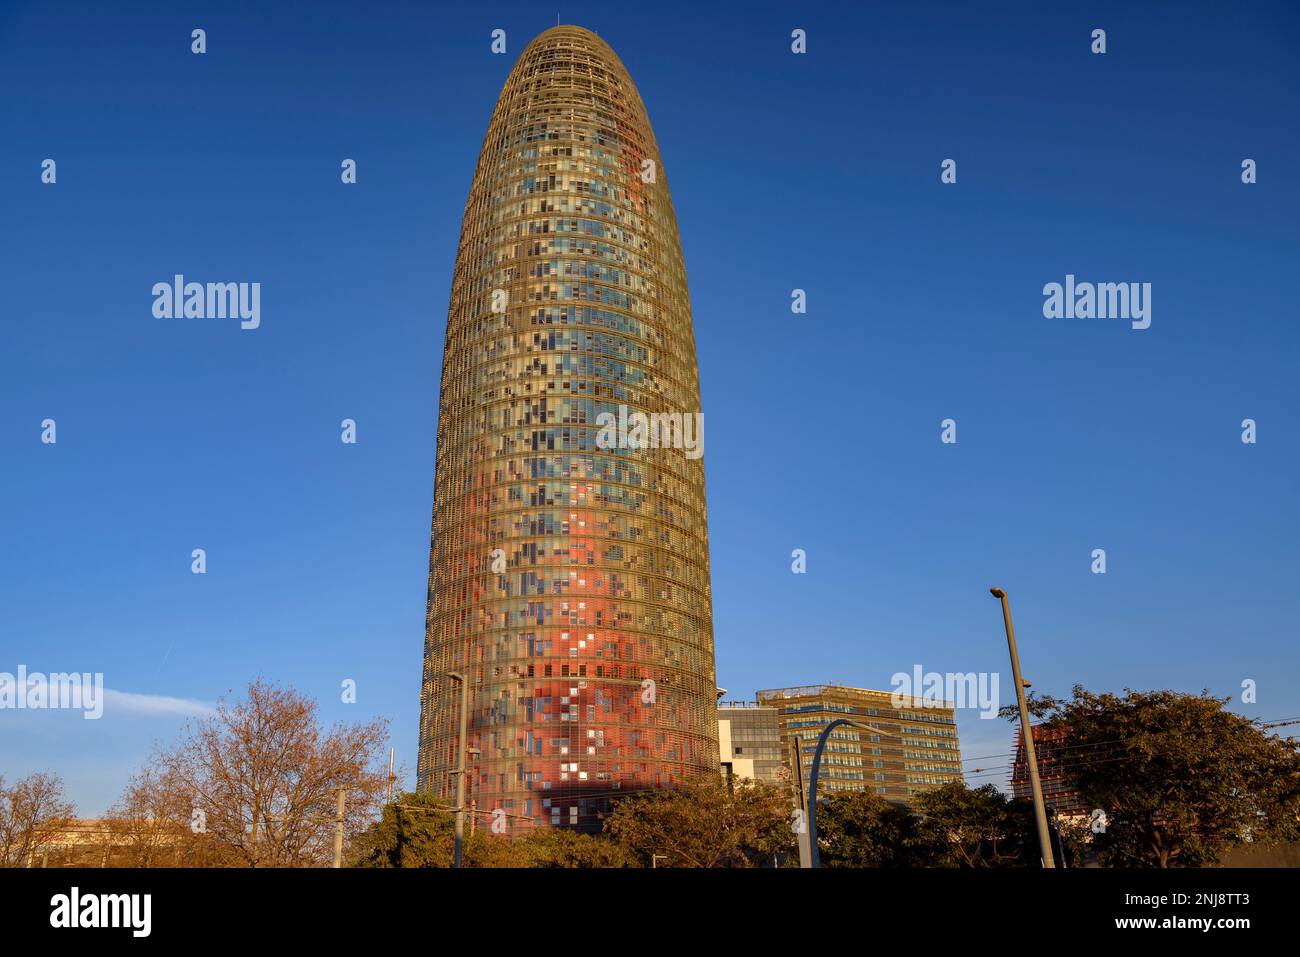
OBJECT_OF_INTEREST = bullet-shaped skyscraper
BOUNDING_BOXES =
[417,26,718,830]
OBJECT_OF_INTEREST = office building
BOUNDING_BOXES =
[756,684,962,802]
[717,701,784,786]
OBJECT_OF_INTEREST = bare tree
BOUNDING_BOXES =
[139,678,389,867]
[103,767,208,867]
[0,772,76,867]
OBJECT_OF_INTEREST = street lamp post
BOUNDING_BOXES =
[446,671,470,868]
[790,736,811,868]
[990,587,1055,868]
[332,787,346,868]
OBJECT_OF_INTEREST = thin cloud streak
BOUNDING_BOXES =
[104,689,215,717]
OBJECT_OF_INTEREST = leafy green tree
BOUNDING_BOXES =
[911,783,1038,867]
[1023,687,1300,867]
[353,792,631,868]
[603,778,795,867]
[349,792,507,867]
[466,829,531,867]
[517,828,637,868]
[1050,813,1093,869]
[817,790,928,867]
[351,791,456,867]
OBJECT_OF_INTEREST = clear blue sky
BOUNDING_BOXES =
[2,0,1297,813]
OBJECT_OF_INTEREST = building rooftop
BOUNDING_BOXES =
[755,684,955,709]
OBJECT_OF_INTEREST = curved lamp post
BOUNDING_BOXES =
[805,717,902,868]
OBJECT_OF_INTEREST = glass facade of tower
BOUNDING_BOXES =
[417,26,718,831]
